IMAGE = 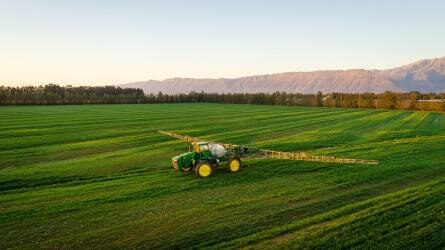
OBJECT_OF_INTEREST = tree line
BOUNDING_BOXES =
[1,84,445,112]
[0,85,145,105]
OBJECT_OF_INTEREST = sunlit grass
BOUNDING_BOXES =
[0,104,444,249]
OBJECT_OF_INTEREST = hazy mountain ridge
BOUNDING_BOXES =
[122,57,445,94]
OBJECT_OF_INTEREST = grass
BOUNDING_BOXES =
[0,103,444,249]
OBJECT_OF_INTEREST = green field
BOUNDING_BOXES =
[0,104,444,249]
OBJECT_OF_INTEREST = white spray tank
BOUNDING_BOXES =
[208,143,226,158]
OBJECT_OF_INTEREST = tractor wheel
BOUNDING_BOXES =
[195,161,214,178]
[228,157,241,173]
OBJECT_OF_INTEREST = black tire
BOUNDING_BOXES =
[195,161,214,178]
[227,157,242,173]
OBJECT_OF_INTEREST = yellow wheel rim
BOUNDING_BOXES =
[198,164,212,177]
[230,160,240,172]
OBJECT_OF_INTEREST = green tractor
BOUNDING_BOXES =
[159,130,379,178]
[172,141,245,177]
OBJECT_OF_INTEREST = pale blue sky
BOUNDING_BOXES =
[1,0,445,86]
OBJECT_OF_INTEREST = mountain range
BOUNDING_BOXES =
[121,57,445,94]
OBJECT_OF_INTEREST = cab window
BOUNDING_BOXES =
[201,144,209,151]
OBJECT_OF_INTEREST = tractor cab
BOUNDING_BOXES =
[192,142,212,159]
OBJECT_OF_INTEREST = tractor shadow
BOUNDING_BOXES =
[179,159,336,189]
